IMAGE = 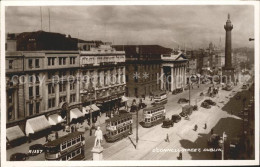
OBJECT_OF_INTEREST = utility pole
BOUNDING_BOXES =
[48,8,51,32]
[136,106,139,149]
[40,7,42,30]
[189,80,191,106]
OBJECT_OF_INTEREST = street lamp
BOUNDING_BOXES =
[222,131,227,160]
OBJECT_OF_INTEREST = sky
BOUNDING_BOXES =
[5,5,255,49]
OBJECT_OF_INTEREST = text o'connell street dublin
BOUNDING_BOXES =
[3,3,257,165]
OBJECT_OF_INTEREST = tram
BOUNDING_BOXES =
[104,112,133,142]
[44,132,85,161]
[153,90,167,105]
[142,105,166,128]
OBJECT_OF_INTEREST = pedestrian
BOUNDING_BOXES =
[204,123,207,129]
[45,134,48,142]
[165,133,170,142]
[194,124,198,131]
[90,128,92,136]
[211,128,214,135]
[71,125,74,133]
[55,131,59,139]
[178,152,183,160]
[28,134,32,143]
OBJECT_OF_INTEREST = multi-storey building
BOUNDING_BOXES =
[113,45,172,97]
[161,49,188,92]
[6,49,81,136]
[5,33,126,141]
[79,43,126,114]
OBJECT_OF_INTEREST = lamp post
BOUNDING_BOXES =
[222,131,227,160]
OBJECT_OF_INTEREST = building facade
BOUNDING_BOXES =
[161,50,188,92]
[79,44,126,114]
[113,45,172,97]
[6,38,126,136]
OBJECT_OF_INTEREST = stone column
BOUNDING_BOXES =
[160,67,164,90]
[55,83,59,107]
[76,70,80,102]
[171,67,174,91]
[184,66,187,85]
[174,67,177,90]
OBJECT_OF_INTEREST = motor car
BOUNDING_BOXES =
[10,153,29,161]
[178,98,189,104]
[207,134,221,147]
[179,112,187,117]
[193,105,198,111]
[204,99,216,106]
[28,144,45,156]
[161,118,174,128]
[171,114,181,123]
[201,101,211,109]
[139,102,147,109]
[242,84,247,89]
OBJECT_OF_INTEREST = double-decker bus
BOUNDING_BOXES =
[44,132,85,161]
[142,105,166,128]
[104,112,133,142]
[153,90,167,105]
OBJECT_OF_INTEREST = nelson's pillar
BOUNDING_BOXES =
[222,13,235,83]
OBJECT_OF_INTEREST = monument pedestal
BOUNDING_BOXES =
[91,146,104,160]
[222,67,235,84]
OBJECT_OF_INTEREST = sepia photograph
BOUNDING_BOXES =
[1,0,259,166]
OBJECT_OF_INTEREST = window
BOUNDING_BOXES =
[59,71,66,78]
[48,98,55,109]
[59,57,66,65]
[28,59,33,68]
[76,149,81,155]
[36,86,40,96]
[72,139,76,145]
[67,140,72,147]
[48,57,55,66]
[48,84,55,94]
[36,102,40,114]
[70,94,76,103]
[59,83,66,92]
[70,70,76,76]
[61,143,66,150]
[72,151,76,157]
[35,73,40,83]
[70,57,76,64]
[76,137,81,142]
[70,83,75,90]
[9,60,13,69]
[59,96,67,103]
[35,59,39,68]
[29,87,33,98]
[29,103,33,116]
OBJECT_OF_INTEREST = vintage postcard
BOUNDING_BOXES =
[1,0,259,166]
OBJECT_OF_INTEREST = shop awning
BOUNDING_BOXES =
[25,115,51,136]
[6,126,25,142]
[90,104,100,112]
[70,108,84,121]
[121,96,128,102]
[48,114,65,126]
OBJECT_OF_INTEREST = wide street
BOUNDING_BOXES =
[6,75,253,161]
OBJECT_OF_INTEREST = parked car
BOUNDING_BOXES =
[171,114,181,123]
[28,144,45,156]
[204,99,216,106]
[161,118,174,128]
[179,112,187,117]
[178,98,189,104]
[10,153,29,161]
[193,105,198,111]
[139,102,147,109]
[242,84,247,89]
[223,84,232,91]
[201,101,211,109]
[207,134,221,147]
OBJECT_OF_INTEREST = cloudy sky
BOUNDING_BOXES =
[5,5,254,49]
